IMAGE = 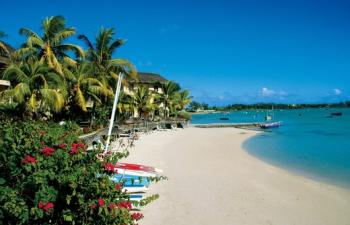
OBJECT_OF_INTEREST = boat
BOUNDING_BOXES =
[331,112,342,116]
[265,106,274,121]
[122,186,148,193]
[115,168,160,178]
[219,117,229,120]
[264,115,272,121]
[260,121,281,129]
[110,173,151,187]
[115,162,163,173]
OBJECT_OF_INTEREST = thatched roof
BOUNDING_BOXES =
[0,42,14,65]
[129,72,168,84]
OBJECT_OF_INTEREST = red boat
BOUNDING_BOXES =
[115,162,163,173]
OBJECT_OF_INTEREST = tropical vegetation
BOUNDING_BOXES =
[0,15,192,224]
[0,16,191,124]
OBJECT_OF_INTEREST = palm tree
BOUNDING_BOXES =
[64,62,112,112]
[78,28,137,92]
[0,31,10,57]
[174,90,192,112]
[18,16,84,75]
[128,85,154,118]
[1,60,66,115]
[157,81,181,117]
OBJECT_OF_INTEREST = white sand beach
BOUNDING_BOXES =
[126,127,350,225]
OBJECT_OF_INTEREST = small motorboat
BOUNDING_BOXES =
[219,117,229,120]
[260,121,281,129]
[331,112,342,116]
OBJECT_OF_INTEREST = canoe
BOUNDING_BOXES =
[110,174,150,187]
[130,194,143,201]
[115,162,163,173]
[122,186,148,193]
[116,168,160,178]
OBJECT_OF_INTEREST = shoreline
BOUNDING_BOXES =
[126,127,350,225]
[242,133,350,190]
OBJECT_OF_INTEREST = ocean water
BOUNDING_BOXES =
[191,108,350,189]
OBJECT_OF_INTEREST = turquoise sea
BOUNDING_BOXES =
[191,108,350,189]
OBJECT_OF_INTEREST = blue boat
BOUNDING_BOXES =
[110,174,150,187]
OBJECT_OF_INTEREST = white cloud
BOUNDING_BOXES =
[260,87,276,97]
[334,88,341,95]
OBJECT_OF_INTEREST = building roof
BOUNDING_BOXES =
[0,42,14,65]
[130,72,168,84]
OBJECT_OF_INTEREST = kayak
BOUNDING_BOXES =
[116,168,160,178]
[122,186,148,193]
[116,162,163,173]
[110,174,150,187]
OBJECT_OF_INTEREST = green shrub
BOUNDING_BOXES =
[177,111,192,120]
[0,115,148,224]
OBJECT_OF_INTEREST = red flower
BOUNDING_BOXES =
[38,201,44,209]
[43,202,54,211]
[42,146,55,156]
[98,198,105,207]
[38,202,54,212]
[131,212,143,220]
[77,142,85,149]
[90,204,97,209]
[70,143,85,155]
[22,155,36,164]
[104,163,116,172]
[59,143,66,149]
[117,201,132,209]
[109,203,116,209]
[115,183,123,190]
[70,144,78,155]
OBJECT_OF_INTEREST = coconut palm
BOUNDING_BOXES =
[18,16,84,75]
[0,31,10,57]
[128,85,154,118]
[1,60,66,114]
[78,28,137,92]
[64,62,113,112]
[174,90,192,111]
[156,81,181,117]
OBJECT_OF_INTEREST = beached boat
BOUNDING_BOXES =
[260,121,281,129]
[110,173,150,187]
[122,186,148,193]
[115,168,160,178]
[115,162,163,173]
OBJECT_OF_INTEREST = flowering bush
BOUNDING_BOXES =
[0,115,148,224]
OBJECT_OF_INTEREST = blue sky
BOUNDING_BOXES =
[1,0,350,105]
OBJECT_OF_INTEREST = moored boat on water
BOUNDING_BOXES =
[260,121,282,129]
[331,112,342,116]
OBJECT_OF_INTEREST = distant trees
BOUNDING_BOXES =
[187,102,350,112]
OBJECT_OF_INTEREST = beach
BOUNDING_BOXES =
[126,127,350,225]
